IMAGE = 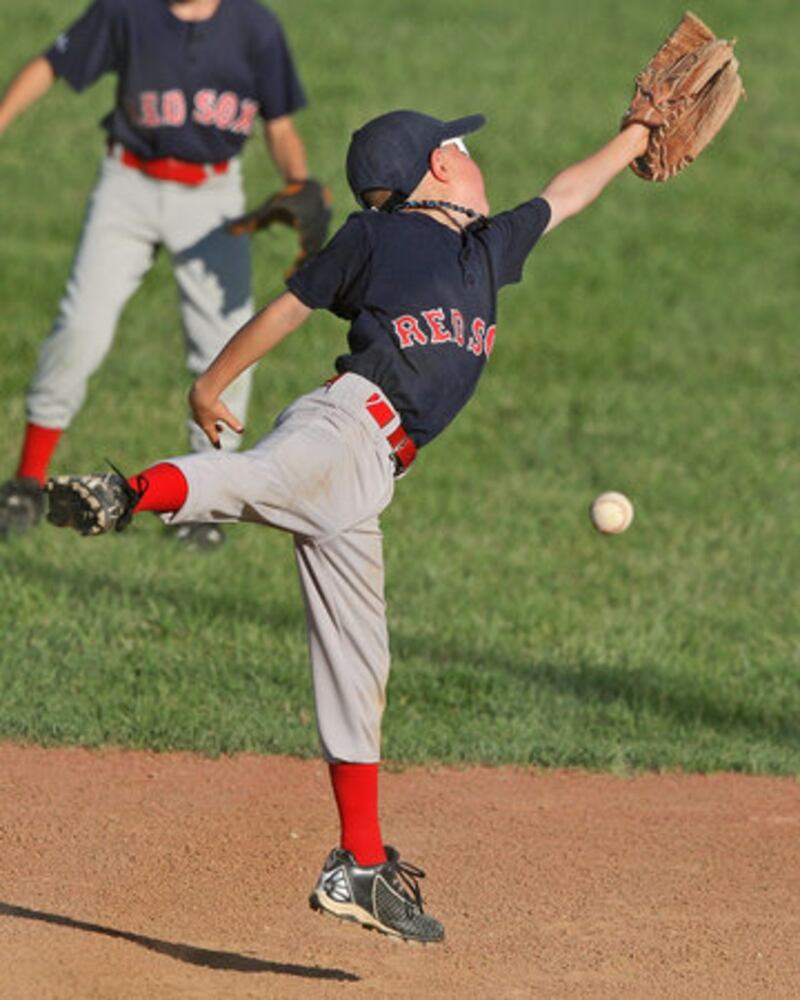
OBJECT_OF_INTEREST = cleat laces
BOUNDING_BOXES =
[387,855,428,913]
[104,458,143,506]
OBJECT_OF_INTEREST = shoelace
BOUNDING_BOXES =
[387,856,427,912]
[105,458,143,506]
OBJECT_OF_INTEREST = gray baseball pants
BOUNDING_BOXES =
[26,149,254,452]
[160,372,402,763]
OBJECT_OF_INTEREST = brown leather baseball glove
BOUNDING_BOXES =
[621,11,745,181]
[227,178,332,273]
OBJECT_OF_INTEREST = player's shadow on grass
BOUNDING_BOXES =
[394,633,799,751]
[0,901,359,982]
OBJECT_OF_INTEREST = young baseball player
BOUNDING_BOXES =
[0,0,325,549]
[45,109,650,942]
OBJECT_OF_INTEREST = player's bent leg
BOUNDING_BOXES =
[309,846,445,943]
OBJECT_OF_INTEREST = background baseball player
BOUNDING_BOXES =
[0,0,327,548]
[44,106,656,942]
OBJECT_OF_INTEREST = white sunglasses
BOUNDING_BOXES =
[439,136,470,156]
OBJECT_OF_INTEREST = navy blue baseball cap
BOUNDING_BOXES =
[346,109,486,208]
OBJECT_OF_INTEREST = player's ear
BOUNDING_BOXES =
[428,146,450,182]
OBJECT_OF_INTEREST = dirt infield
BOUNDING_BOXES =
[0,744,797,999]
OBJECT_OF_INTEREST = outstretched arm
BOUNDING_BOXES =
[0,56,56,137]
[190,290,312,448]
[540,123,649,234]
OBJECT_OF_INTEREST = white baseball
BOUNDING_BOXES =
[590,491,634,534]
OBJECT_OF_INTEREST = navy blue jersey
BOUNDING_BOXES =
[45,0,306,163]
[288,198,551,448]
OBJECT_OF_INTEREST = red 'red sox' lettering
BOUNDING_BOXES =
[139,91,160,128]
[392,307,495,358]
[450,308,465,347]
[214,92,239,130]
[422,308,452,343]
[233,99,259,135]
[192,89,217,125]
[136,90,260,135]
[392,315,428,348]
[196,91,259,134]
[467,317,485,356]
[161,89,187,126]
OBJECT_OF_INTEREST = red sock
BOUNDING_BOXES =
[329,762,386,866]
[129,462,188,513]
[16,423,63,485]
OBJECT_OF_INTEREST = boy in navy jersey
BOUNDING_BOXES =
[0,0,315,548]
[45,109,650,942]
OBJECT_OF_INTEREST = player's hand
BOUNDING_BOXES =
[189,380,244,449]
[622,122,651,159]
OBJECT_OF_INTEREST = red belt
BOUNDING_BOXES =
[327,375,417,474]
[116,145,230,186]
[365,391,417,473]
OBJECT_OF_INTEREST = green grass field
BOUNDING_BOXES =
[1,0,798,774]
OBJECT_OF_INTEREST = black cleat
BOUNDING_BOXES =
[171,522,226,550]
[0,477,46,538]
[309,846,445,944]
[45,472,140,536]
